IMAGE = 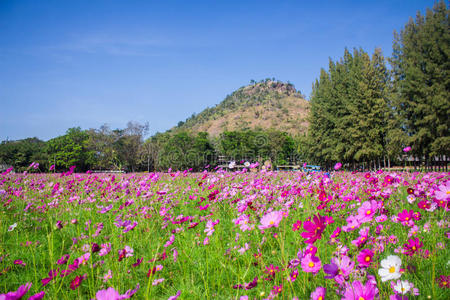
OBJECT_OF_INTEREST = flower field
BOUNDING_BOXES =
[0,168,449,299]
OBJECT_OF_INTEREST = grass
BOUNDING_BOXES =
[0,170,449,299]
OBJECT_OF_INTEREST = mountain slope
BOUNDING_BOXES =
[174,80,309,136]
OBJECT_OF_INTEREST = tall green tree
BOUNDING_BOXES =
[390,0,449,160]
[307,48,391,168]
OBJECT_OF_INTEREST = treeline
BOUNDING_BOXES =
[0,126,299,172]
[1,1,448,172]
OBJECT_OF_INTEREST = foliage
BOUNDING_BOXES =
[390,0,450,159]
[0,138,48,172]
[307,48,391,166]
[157,131,215,171]
[218,129,297,164]
[45,127,95,172]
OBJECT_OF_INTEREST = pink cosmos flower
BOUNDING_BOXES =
[258,211,283,230]
[357,200,378,223]
[334,162,342,170]
[331,255,354,284]
[330,226,341,239]
[96,287,121,300]
[436,275,450,289]
[41,269,59,286]
[310,286,326,300]
[99,243,111,256]
[265,264,280,279]
[28,291,45,300]
[103,270,112,283]
[118,246,133,261]
[357,249,374,268]
[343,280,378,300]
[397,210,414,225]
[351,227,370,248]
[168,291,182,300]
[301,254,322,274]
[132,257,143,267]
[271,284,282,295]
[164,234,175,248]
[57,254,70,265]
[152,278,165,286]
[289,268,299,282]
[13,260,26,266]
[403,238,423,256]
[0,282,32,299]
[95,284,140,300]
[435,181,450,201]
[403,146,411,152]
[292,220,302,231]
[301,214,326,244]
[70,274,87,290]
[342,215,361,232]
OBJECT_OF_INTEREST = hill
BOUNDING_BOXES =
[173,79,310,136]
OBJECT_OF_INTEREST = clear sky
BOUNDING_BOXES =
[0,0,436,141]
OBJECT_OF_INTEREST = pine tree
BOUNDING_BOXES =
[307,48,391,168]
[390,1,449,161]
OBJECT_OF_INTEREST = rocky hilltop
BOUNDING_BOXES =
[173,79,309,136]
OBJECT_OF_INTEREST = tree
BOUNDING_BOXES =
[45,127,94,171]
[390,1,449,160]
[307,48,391,169]
[157,131,214,171]
[0,138,48,172]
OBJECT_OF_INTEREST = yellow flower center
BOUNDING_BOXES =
[269,220,274,225]
[446,191,450,194]
[412,246,416,250]
[401,288,405,292]
[365,256,371,262]
[405,217,409,220]
[359,297,365,300]
[318,297,323,300]
[308,262,315,268]
[389,266,396,273]
[366,210,371,215]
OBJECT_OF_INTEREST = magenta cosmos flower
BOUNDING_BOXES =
[0,282,32,300]
[403,238,423,256]
[258,211,283,230]
[301,214,327,244]
[343,280,378,300]
[292,220,302,231]
[357,249,374,267]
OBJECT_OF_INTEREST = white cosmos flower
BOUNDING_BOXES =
[8,223,17,232]
[392,280,411,294]
[244,161,250,167]
[378,255,402,282]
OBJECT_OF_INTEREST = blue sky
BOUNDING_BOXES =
[0,0,436,141]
